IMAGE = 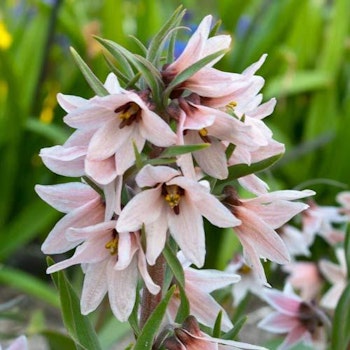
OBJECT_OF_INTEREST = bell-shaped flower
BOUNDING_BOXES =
[116,164,241,267]
[258,285,329,350]
[223,186,315,283]
[319,248,347,310]
[283,261,323,301]
[163,315,267,350]
[35,182,106,254]
[61,76,176,181]
[1,336,28,350]
[168,252,240,331]
[226,254,266,306]
[47,220,160,321]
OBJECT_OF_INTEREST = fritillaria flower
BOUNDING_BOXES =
[223,186,315,283]
[319,248,347,310]
[258,285,329,350]
[168,252,240,331]
[35,182,107,254]
[62,75,177,181]
[226,254,265,306]
[283,261,323,301]
[163,315,267,350]
[117,164,241,267]
[47,220,160,321]
[0,336,28,350]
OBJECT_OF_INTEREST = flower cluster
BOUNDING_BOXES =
[36,11,317,349]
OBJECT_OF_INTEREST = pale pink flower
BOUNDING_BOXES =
[278,225,311,258]
[40,73,122,183]
[176,100,261,179]
[283,261,323,301]
[47,220,160,321]
[1,336,28,350]
[336,191,350,218]
[162,15,246,99]
[163,315,267,350]
[319,248,347,310]
[226,255,266,306]
[35,182,106,254]
[116,165,241,267]
[223,186,315,283]
[301,199,346,245]
[61,77,176,180]
[258,285,328,350]
[168,252,240,331]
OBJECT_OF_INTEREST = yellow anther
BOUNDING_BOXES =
[105,237,118,255]
[227,101,237,109]
[238,264,252,275]
[164,185,182,209]
[199,128,208,137]
[120,102,139,120]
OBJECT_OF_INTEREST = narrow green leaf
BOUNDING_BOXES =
[214,153,283,191]
[163,49,229,101]
[94,37,163,98]
[0,200,60,260]
[41,330,77,350]
[222,316,247,340]
[163,244,190,323]
[132,141,143,170]
[212,311,223,338]
[160,143,209,158]
[344,225,350,280]
[48,257,102,350]
[70,47,109,97]
[133,286,176,350]
[146,157,177,166]
[26,118,69,144]
[128,35,148,56]
[0,266,59,308]
[147,5,185,63]
[331,283,350,350]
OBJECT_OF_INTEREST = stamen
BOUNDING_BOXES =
[199,128,208,137]
[238,264,252,275]
[162,184,184,215]
[115,102,141,128]
[105,236,118,255]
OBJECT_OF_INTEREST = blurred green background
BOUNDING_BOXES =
[0,0,349,346]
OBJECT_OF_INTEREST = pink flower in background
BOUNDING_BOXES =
[1,336,28,350]
[336,191,350,218]
[168,252,240,331]
[277,225,311,258]
[283,261,323,301]
[117,165,241,267]
[301,199,346,245]
[226,255,266,306]
[163,315,268,350]
[47,221,160,321]
[223,186,314,283]
[319,248,347,310]
[258,285,328,350]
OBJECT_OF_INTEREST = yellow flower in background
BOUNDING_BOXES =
[0,21,12,50]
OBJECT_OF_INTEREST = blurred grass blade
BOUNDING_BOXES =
[0,200,60,260]
[0,266,59,308]
[70,47,109,97]
[159,143,209,158]
[48,257,102,350]
[331,283,350,350]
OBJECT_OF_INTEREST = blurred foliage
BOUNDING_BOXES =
[0,0,349,347]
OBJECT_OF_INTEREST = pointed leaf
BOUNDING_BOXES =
[222,316,248,340]
[47,257,102,350]
[331,283,350,350]
[163,48,229,100]
[147,6,185,63]
[212,311,223,338]
[70,47,109,97]
[160,143,209,158]
[133,286,176,350]
[214,153,283,191]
